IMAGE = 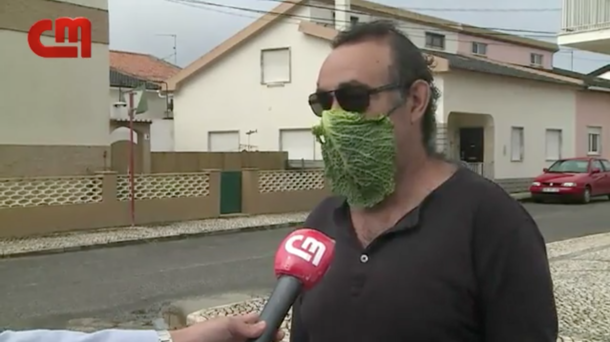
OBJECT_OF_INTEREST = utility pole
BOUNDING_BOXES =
[156,33,178,65]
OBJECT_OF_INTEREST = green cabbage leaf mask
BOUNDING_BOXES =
[312,109,396,208]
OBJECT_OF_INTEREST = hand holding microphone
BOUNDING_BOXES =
[247,228,335,342]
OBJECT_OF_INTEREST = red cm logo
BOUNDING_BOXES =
[28,17,91,58]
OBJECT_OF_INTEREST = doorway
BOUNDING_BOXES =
[459,127,484,163]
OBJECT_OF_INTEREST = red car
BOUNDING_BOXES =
[529,157,610,204]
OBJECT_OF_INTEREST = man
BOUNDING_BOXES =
[0,313,284,342]
[293,20,557,342]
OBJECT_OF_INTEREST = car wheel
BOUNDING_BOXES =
[581,186,592,204]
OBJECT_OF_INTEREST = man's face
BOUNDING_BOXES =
[315,39,431,160]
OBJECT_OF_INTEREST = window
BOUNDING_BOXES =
[350,16,359,27]
[510,127,524,162]
[592,159,604,171]
[601,159,610,171]
[545,129,562,161]
[425,32,445,50]
[587,126,602,155]
[547,159,589,173]
[471,42,487,56]
[261,48,291,85]
[530,53,543,66]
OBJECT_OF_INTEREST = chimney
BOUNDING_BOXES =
[334,0,351,31]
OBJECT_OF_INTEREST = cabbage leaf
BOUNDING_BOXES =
[312,109,396,208]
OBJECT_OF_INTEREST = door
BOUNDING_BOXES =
[459,127,484,163]
[280,129,315,160]
[208,131,240,152]
[219,171,242,214]
[590,159,606,195]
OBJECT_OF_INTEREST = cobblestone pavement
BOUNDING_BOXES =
[0,212,307,256]
[184,234,610,342]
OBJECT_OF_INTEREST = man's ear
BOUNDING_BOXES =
[407,80,431,124]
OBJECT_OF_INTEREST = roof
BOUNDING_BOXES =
[548,68,610,89]
[430,52,580,87]
[110,50,181,82]
[345,0,557,51]
[167,0,557,91]
[298,21,450,72]
[111,117,154,123]
[588,64,610,77]
[109,68,161,90]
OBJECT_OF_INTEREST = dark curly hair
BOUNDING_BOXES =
[332,20,442,154]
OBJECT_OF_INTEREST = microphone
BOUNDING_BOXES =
[248,228,335,342]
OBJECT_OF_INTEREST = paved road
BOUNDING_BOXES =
[1,200,609,329]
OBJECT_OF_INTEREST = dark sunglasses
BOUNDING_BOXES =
[308,83,403,117]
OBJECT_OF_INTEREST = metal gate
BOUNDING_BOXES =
[219,171,242,214]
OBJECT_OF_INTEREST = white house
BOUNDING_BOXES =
[108,50,180,152]
[167,0,593,192]
[108,69,175,152]
[0,0,110,176]
[558,0,610,54]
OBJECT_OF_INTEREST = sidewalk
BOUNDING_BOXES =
[0,192,531,258]
[0,212,307,258]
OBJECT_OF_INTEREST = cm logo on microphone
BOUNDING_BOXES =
[284,235,326,266]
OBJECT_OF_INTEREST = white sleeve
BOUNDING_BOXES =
[0,329,158,342]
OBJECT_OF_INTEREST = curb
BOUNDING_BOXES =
[0,221,303,259]
[0,194,531,259]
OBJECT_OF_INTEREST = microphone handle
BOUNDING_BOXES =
[248,276,303,342]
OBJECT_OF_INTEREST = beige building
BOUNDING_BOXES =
[0,0,110,176]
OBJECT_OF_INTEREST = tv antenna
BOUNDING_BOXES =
[156,33,178,65]
[245,129,258,151]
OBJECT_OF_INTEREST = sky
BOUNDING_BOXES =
[108,0,610,73]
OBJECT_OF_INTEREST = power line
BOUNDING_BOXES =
[171,0,558,36]
[403,7,560,13]
[258,0,562,13]
[166,0,610,63]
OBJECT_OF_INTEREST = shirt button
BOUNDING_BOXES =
[360,254,369,263]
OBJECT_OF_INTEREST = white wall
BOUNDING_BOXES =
[174,6,330,152]
[0,30,109,146]
[174,4,463,152]
[108,87,174,151]
[443,71,576,179]
[173,3,572,180]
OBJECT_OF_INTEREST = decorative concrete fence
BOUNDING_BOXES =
[242,169,328,215]
[0,169,328,238]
